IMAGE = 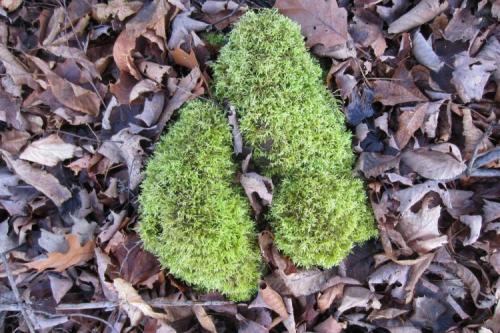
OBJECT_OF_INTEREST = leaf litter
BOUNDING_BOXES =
[0,0,499,332]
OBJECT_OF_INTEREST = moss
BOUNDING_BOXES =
[214,10,377,268]
[138,100,261,301]
[200,31,227,47]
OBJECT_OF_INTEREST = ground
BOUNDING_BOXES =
[0,0,499,332]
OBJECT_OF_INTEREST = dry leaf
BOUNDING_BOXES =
[20,134,81,167]
[168,9,208,49]
[114,278,168,326]
[1,0,22,11]
[394,103,428,149]
[240,172,273,216]
[373,66,428,106]
[459,215,482,246]
[462,108,493,159]
[401,147,466,180]
[356,153,400,178]
[483,200,500,223]
[30,56,101,116]
[337,286,381,314]
[92,0,143,22]
[451,52,495,103]
[394,180,450,213]
[388,0,449,34]
[0,149,72,206]
[0,44,38,89]
[275,0,350,58]
[193,305,217,333]
[25,234,95,272]
[412,30,443,72]
[170,47,199,69]
[252,282,289,319]
[443,8,480,42]
[314,316,344,333]
[48,274,73,304]
[0,130,30,154]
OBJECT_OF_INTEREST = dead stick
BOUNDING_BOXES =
[1,253,36,333]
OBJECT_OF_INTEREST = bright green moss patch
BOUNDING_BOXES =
[214,10,377,268]
[200,31,227,47]
[138,100,261,300]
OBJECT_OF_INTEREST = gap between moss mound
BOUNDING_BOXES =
[214,9,378,268]
[138,100,261,301]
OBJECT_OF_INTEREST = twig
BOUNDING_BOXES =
[0,253,36,333]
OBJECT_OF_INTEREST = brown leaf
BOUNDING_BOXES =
[368,262,409,300]
[337,286,381,314]
[398,200,447,253]
[483,199,500,223]
[0,44,38,89]
[171,46,199,69]
[388,0,448,34]
[394,103,427,149]
[129,79,160,103]
[275,0,350,55]
[443,8,480,42]
[394,180,451,213]
[25,234,95,272]
[30,56,101,116]
[314,316,344,333]
[349,11,387,57]
[193,305,217,333]
[156,67,202,134]
[20,134,81,167]
[0,130,30,154]
[48,274,73,304]
[92,0,143,22]
[113,0,170,79]
[356,152,400,178]
[0,149,72,206]
[137,60,173,83]
[0,89,25,130]
[1,0,21,11]
[114,278,168,326]
[168,10,209,49]
[401,146,466,180]
[317,284,344,312]
[240,172,273,216]
[252,282,289,319]
[462,108,494,160]
[373,66,428,106]
[412,30,443,72]
[459,215,482,246]
[451,52,495,103]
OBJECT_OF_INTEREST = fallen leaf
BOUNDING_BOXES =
[443,8,480,42]
[240,172,273,216]
[48,274,73,304]
[38,229,69,253]
[314,316,344,333]
[388,0,448,34]
[483,200,500,223]
[349,11,387,57]
[30,56,101,116]
[275,0,350,57]
[459,215,482,246]
[394,103,428,149]
[92,0,143,22]
[0,149,72,206]
[250,282,288,319]
[0,130,30,154]
[114,277,168,326]
[337,286,381,314]
[368,262,409,300]
[168,9,208,49]
[373,66,428,106]
[410,296,447,331]
[0,219,17,253]
[398,200,447,253]
[1,0,21,11]
[0,44,38,89]
[451,52,495,103]
[356,152,400,178]
[137,60,173,83]
[0,89,25,130]
[19,134,81,167]
[129,79,160,103]
[367,308,409,321]
[346,86,375,126]
[170,47,199,69]
[25,234,95,272]
[401,147,466,180]
[193,305,217,333]
[462,108,494,159]
[412,30,443,72]
[376,0,411,24]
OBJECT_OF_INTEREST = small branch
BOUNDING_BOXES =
[469,168,500,178]
[1,253,36,333]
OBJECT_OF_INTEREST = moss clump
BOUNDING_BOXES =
[200,31,227,47]
[214,10,377,268]
[138,100,261,301]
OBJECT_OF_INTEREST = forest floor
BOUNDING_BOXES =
[0,0,499,332]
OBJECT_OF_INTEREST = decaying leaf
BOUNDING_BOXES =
[462,108,493,159]
[25,234,95,272]
[92,0,143,22]
[0,149,72,206]
[483,200,500,223]
[394,103,428,149]
[168,9,208,49]
[337,286,381,315]
[388,0,448,34]
[250,282,288,319]
[193,305,217,333]
[373,66,428,106]
[451,52,495,103]
[459,215,482,246]
[412,30,443,72]
[19,134,81,167]
[240,172,273,216]
[0,44,38,89]
[114,278,168,326]
[401,146,466,180]
[275,0,351,58]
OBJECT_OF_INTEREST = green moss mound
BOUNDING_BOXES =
[214,10,377,268]
[138,100,261,300]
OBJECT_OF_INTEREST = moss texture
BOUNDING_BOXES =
[214,10,377,268]
[138,100,261,301]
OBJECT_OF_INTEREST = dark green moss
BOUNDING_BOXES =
[138,100,261,300]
